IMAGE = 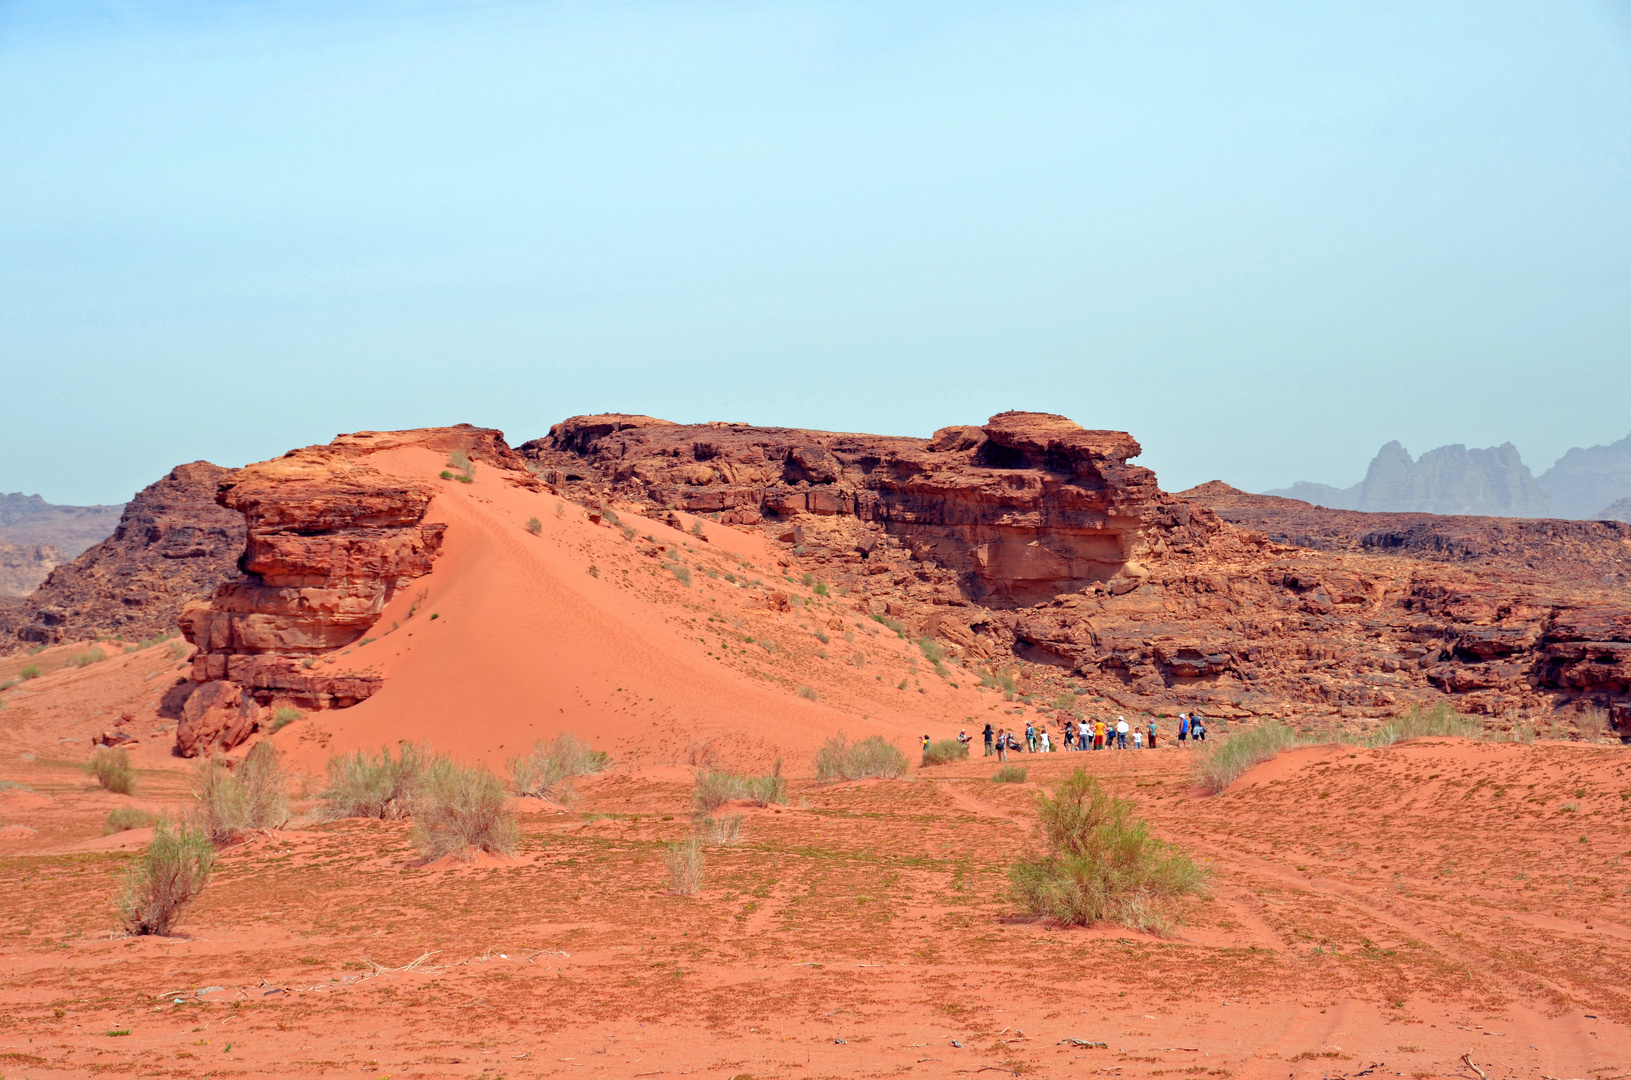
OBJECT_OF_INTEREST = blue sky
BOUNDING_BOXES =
[4,0,1630,505]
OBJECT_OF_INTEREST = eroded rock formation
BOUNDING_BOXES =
[176,424,528,756]
[534,413,1631,734]
[0,463,244,648]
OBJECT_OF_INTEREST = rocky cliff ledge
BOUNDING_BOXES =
[175,425,525,756]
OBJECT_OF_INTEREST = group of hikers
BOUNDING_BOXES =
[954,712,1211,759]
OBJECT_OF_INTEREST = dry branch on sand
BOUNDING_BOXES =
[1009,769,1207,934]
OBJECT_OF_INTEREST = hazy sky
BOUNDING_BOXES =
[4,1,1630,505]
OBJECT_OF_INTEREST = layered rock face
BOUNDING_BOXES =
[524,411,1228,606]
[176,425,527,756]
[0,463,244,648]
[536,414,1630,734]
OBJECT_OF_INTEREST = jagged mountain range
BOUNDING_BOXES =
[1269,432,1631,520]
[0,492,124,597]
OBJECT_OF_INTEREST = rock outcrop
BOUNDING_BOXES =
[175,424,527,755]
[0,463,244,649]
[533,414,1631,735]
[0,542,62,598]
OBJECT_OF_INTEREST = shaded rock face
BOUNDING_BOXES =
[0,463,244,649]
[176,425,523,752]
[525,411,1226,606]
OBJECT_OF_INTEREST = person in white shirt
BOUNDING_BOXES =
[1116,717,1130,749]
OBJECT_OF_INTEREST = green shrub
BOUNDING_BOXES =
[509,733,609,802]
[1360,702,1482,747]
[664,837,705,894]
[992,765,1028,784]
[979,667,1019,694]
[916,637,945,664]
[921,738,969,767]
[696,814,742,846]
[814,734,907,781]
[525,516,543,535]
[88,747,136,795]
[321,742,433,820]
[813,582,829,597]
[116,819,216,936]
[1008,770,1206,933]
[693,765,787,812]
[410,758,517,860]
[1193,722,1305,795]
[18,664,41,680]
[268,706,301,733]
[672,565,692,586]
[193,742,288,844]
[104,807,159,834]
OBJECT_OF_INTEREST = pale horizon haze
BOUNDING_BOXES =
[4,1,1630,505]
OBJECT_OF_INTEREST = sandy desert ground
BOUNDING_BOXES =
[0,445,1627,1079]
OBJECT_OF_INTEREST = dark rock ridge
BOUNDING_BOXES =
[1269,440,1551,517]
[534,415,1630,734]
[0,463,244,648]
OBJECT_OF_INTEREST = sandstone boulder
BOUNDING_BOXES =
[177,679,261,758]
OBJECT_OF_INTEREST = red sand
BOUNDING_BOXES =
[0,454,1627,1078]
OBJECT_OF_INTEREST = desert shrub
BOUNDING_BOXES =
[992,765,1028,784]
[509,733,610,802]
[268,706,301,733]
[814,733,907,781]
[410,758,518,860]
[321,742,433,820]
[1577,707,1612,738]
[1193,722,1304,795]
[697,814,742,846]
[693,765,787,812]
[87,747,136,794]
[1009,770,1206,933]
[70,648,108,668]
[916,637,945,664]
[921,738,969,767]
[18,664,42,680]
[1361,702,1482,748]
[979,667,1020,694]
[104,807,159,834]
[116,819,216,936]
[193,742,289,844]
[672,566,691,586]
[525,516,543,535]
[797,685,819,702]
[664,837,705,895]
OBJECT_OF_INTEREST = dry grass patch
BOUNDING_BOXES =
[410,758,517,860]
[921,738,969,767]
[87,747,135,794]
[1009,769,1207,933]
[193,741,288,844]
[664,837,705,895]
[321,742,433,820]
[116,819,215,936]
[509,733,609,803]
[814,733,907,781]
[693,765,787,812]
[104,807,158,834]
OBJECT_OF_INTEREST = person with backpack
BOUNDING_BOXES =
[1064,718,1076,752]
[995,728,1008,761]
[983,722,995,756]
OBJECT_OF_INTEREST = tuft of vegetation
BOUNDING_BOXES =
[268,706,301,733]
[1360,702,1482,747]
[814,733,908,781]
[921,738,969,767]
[991,765,1028,784]
[797,685,819,702]
[69,648,108,668]
[509,733,610,803]
[87,747,136,795]
[410,758,518,860]
[18,664,42,680]
[525,516,543,535]
[696,814,742,846]
[1193,722,1304,795]
[104,807,159,834]
[663,837,705,895]
[320,742,432,820]
[1009,770,1207,933]
[979,667,1020,694]
[116,819,216,936]
[671,565,691,586]
[444,450,475,482]
[192,741,289,844]
[693,765,787,812]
